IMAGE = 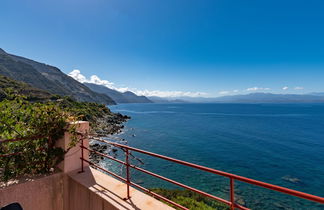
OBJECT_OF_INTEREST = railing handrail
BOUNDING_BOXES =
[82,137,324,209]
[0,135,47,144]
[0,135,49,158]
[92,138,324,204]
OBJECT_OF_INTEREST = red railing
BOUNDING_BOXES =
[81,137,324,210]
[0,136,48,158]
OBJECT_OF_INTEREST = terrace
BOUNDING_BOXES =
[1,121,323,210]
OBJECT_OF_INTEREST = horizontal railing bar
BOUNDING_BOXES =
[131,164,249,210]
[0,147,47,158]
[91,137,115,145]
[82,145,249,209]
[90,138,324,204]
[233,177,324,204]
[81,146,126,165]
[0,135,47,143]
[129,164,233,207]
[83,145,248,209]
[0,151,23,157]
[82,158,188,210]
[129,181,189,210]
[81,158,127,183]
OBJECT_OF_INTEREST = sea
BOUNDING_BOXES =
[103,103,324,209]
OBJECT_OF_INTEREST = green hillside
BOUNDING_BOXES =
[0,75,128,134]
[0,75,53,101]
[0,48,115,105]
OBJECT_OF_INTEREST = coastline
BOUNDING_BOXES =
[89,109,130,163]
[91,110,130,136]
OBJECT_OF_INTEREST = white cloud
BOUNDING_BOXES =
[294,86,304,90]
[246,87,271,91]
[282,86,289,90]
[68,70,87,83]
[135,90,207,98]
[68,69,206,98]
[89,75,114,88]
[68,69,129,92]
[218,90,240,95]
[219,91,230,95]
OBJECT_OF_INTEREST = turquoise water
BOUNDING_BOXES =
[107,103,324,209]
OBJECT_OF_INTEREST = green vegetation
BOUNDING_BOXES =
[0,75,53,101]
[150,188,229,210]
[56,96,127,129]
[0,75,128,133]
[0,77,128,181]
[0,94,72,181]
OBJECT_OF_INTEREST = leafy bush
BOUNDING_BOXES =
[0,83,128,181]
[0,94,75,181]
[56,96,110,122]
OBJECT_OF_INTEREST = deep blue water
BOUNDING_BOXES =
[106,103,324,209]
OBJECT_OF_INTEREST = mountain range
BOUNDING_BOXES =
[169,93,324,103]
[1,48,324,105]
[147,96,187,103]
[0,48,116,104]
[0,48,151,104]
[309,92,324,97]
[213,93,324,103]
[84,83,152,103]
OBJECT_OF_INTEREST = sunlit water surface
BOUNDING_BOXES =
[101,103,324,209]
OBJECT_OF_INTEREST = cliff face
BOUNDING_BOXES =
[0,48,115,105]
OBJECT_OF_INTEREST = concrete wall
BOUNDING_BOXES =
[56,121,90,173]
[64,167,174,210]
[64,172,118,210]
[0,171,120,210]
[0,121,89,210]
[0,173,64,210]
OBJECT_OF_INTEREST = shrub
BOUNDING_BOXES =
[0,95,75,181]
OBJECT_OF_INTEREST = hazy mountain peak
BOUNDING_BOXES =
[84,83,152,104]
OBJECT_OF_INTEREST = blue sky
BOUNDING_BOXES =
[1,0,324,97]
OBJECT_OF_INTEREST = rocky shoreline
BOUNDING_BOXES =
[91,112,130,136]
[89,111,130,163]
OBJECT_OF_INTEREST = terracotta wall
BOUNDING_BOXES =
[0,173,64,210]
[0,172,119,210]
[64,174,119,210]
[0,121,89,210]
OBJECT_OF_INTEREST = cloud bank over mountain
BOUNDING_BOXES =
[69,70,307,98]
[69,70,129,92]
[68,70,207,98]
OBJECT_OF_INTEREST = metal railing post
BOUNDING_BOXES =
[125,148,131,199]
[80,138,84,173]
[230,178,235,210]
[45,136,51,170]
